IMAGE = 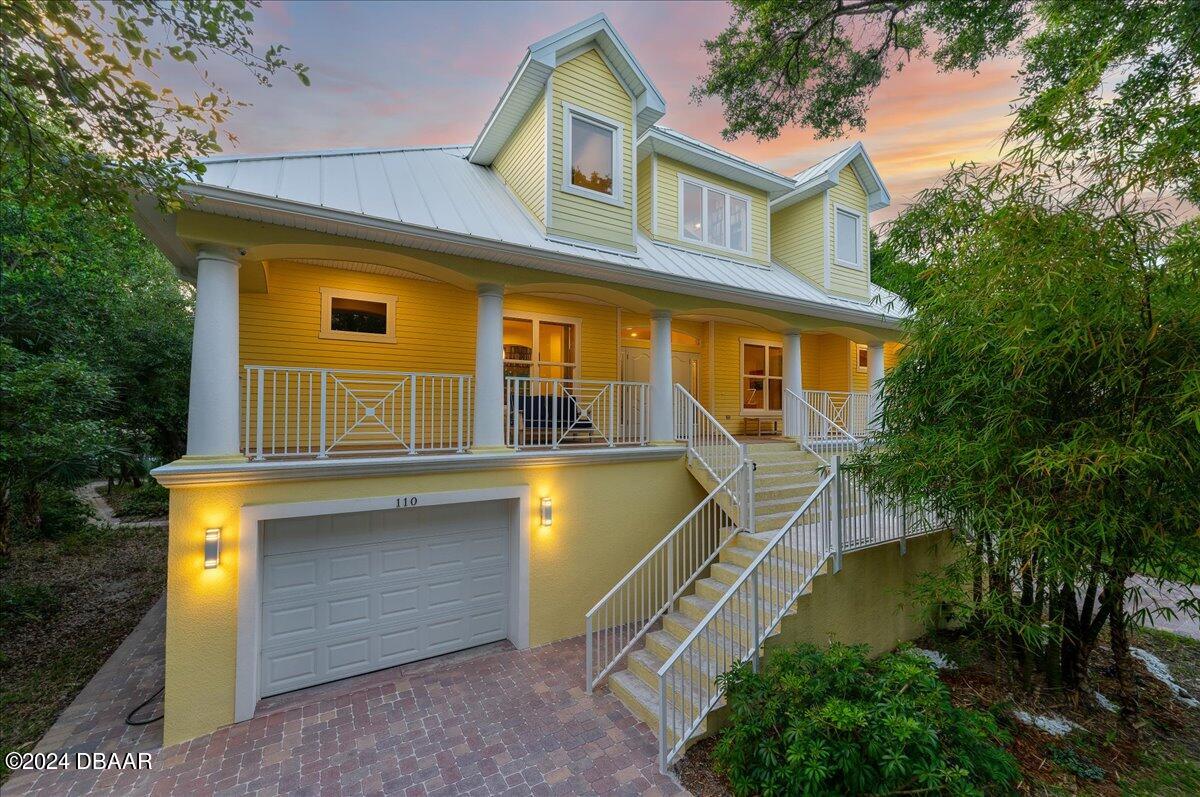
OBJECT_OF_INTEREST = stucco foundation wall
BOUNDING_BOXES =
[161,454,705,746]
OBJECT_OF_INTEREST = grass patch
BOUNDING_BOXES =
[0,519,165,783]
[105,481,169,521]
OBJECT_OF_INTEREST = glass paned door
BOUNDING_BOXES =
[503,316,579,379]
[742,341,783,412]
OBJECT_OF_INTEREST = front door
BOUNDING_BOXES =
[620,347,699,395]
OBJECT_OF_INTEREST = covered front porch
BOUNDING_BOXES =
[182,238,895,465]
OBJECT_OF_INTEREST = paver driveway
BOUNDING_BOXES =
[4,599,685,796]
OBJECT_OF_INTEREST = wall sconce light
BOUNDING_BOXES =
[540,497,553,528]
[204,528,221,569]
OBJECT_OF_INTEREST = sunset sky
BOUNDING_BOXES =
[175,0,1027,223]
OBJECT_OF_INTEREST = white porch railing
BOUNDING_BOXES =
[805,389,870,437]
[785,388,862,465]
[656,457,940,772]
[504,377,648,449]
[584,463,749,691]
[673,385,752,527]
[242,366,473,459]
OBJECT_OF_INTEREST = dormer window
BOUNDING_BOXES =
[563,104,623,205]
[680,176,750,255]
[835,205,864,268]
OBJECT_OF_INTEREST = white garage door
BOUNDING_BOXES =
[259,501,510,697]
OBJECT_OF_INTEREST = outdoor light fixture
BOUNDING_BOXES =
[204,528,221,569]
[540,497,553,528]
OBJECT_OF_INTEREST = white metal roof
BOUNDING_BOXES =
[638,126,796,197]
[773,142,891,212]
[180,145,908,327]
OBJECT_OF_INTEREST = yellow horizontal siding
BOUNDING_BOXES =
[548,49,634,251]
[493,91,546,225]
[652,156,769,265]
[771,195,824,284]
[637,156,652,233]
[828,166,870,299]
[241,262,619,381]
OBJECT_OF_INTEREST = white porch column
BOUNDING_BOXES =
[185,246,242,459]
[473,284,506,450]
[783,331,803,438]
[868,341,885,431]
[649,310,674,443]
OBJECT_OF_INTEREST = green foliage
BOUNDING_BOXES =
[0,198,191,554]
[695,0,1199,202]
[0,0,308,210]
[109,481,170,521]
[714,643,1019,796]
[36,489,96,541]
[0,581,61,632]
[1049,744,1105,782]
[860,164,1200,688]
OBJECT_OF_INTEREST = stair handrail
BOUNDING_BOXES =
[674,384,753,529]
[785,387,860,466]
[655,457,942,772]
[585,462,750,692]
[655,459,839,771]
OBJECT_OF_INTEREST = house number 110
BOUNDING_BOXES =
[397,496,419,508]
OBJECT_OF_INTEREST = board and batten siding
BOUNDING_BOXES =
[548,48,635,252]
[651,156,770,265]
[827,165,870,299]
[493,91,547,226]
[770,194,824,285]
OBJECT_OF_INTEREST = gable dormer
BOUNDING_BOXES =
[468,14,666,253]
[636,127,794,266]
[770,143,889,300]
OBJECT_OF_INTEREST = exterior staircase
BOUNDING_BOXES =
[607,440,826,739]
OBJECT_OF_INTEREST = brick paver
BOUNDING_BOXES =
[4,600,686,796]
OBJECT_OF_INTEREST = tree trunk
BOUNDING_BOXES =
[22,486,43,537]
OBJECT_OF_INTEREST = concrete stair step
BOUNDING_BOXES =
[609,670,707,745]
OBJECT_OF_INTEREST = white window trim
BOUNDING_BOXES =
[503,310,583,379]
[318,287,397,344]
[677,174,753,256]
[855,343,869,373]
[833,203,865,269]
[561,102,624,207]
[738,338,783,416]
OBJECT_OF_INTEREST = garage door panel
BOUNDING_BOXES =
[260,501,511,697]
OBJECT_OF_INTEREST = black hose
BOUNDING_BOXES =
[125,686,165,726]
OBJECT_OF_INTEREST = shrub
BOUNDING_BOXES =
[37,488,96,540]
[109,481,169,520]
[0,581,61,631]
[714,643,1019,796]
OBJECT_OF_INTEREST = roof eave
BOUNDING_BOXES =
[638,129,796,197]
[174,183,903,330]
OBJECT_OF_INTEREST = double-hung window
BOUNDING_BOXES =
[834,206,864,268]
[681,177,750,254]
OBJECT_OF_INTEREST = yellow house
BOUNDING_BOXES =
[137,14,933,768]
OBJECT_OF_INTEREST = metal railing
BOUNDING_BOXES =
[504,377,648,449]
[584,463,749,692]
[242,366,473,459]
[805,389,870,437]
[656,456,940,772]
[674,385,753,529]
[786,388,862,466]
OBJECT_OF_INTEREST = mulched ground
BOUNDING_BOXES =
[0,517,166,784]
[677,628,1200,796]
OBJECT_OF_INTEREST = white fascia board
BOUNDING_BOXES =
[178,184,904,330]
[638,129,795,197]
[470,14,666,165]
